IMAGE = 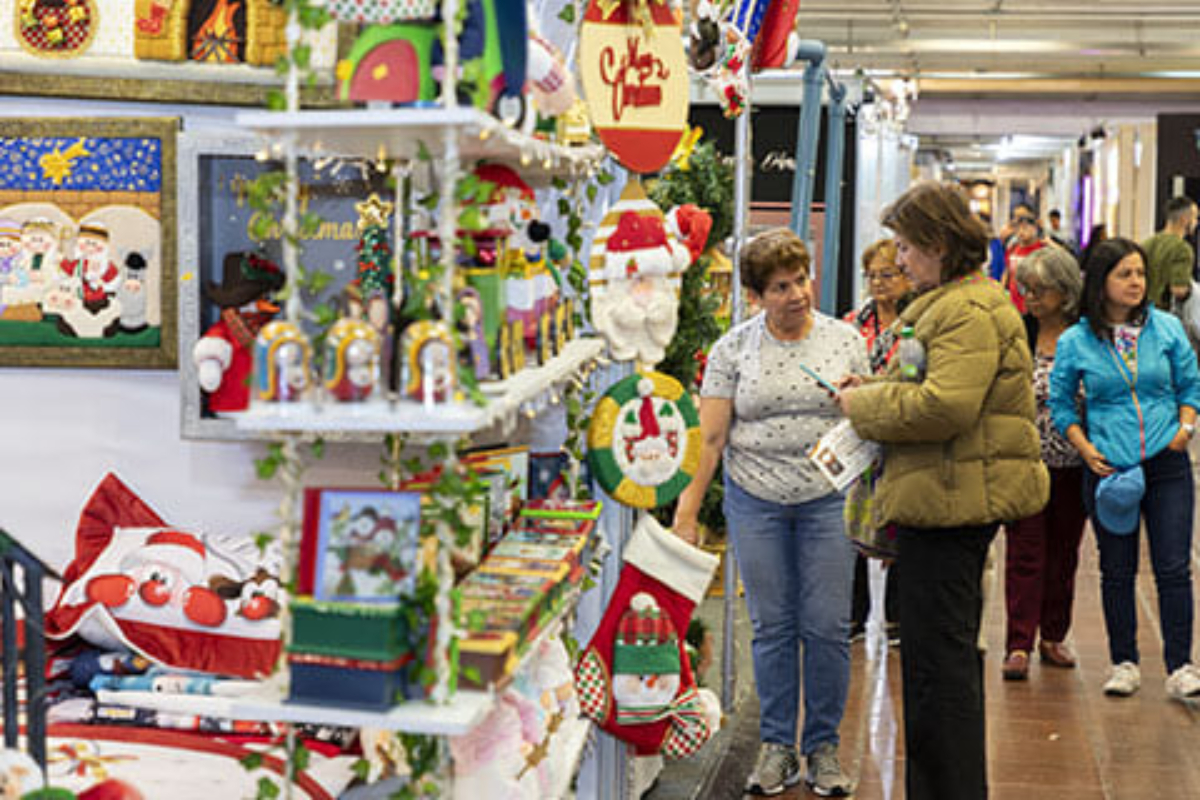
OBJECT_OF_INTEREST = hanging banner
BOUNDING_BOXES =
[579,0,690,174]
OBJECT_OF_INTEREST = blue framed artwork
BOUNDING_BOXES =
[0,117,177,368]
[310,489,422,604]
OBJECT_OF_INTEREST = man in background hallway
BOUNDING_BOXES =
[1142,196,1198,311]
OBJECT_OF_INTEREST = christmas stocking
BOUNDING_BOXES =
[575,514,721,758]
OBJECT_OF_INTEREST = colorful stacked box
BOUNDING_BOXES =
[286,597,422,709]
[457,499,603,689]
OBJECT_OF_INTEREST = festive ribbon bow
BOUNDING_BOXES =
[662,687,712,759]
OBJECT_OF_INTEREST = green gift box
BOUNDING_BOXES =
[289,597,414,662]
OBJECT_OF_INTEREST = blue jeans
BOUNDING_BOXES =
[1082,447,1195,672]
[724,478,854,754]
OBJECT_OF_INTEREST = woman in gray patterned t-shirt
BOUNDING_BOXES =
[674,228,866,797]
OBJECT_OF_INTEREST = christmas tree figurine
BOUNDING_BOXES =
[350,193,397,383]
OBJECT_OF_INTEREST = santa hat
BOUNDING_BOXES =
[612,592,680,676]
[666,204,713,264]
[605,212,675,281]
[474,164,535,203]
[0,218,19,240]
[141,529,208,584]
[635,378,661,441]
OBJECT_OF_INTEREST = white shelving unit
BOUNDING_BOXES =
[218,9,621,794]
[232,338,606,436]
[236,106,606,182]
[101,580,594,739]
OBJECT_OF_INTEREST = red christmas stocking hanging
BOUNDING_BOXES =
[575,514,720,758]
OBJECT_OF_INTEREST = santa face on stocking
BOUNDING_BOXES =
[614,378,686,488]
[591,211,685,366]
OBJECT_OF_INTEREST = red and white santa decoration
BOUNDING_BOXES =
[84,528,227,629]
[590,190,687,366]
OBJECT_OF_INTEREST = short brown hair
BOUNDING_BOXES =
[881,182,990,282]
[861,238,898,271]
[739,227,810,295]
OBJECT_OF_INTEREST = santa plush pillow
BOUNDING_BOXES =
[45,473,282,679]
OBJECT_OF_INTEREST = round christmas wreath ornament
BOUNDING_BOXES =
[587,371,701,509]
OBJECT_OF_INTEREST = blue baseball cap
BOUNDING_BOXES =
[1095,466,1145,535]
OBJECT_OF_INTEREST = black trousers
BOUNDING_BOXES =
[897,523,998,800]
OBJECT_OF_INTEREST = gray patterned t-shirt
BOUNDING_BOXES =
[701,311,869,504]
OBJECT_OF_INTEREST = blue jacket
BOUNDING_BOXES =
[1050,308,1200,468]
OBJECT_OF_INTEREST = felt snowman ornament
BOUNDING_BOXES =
[575,515,720,758]
[590,209,687,366]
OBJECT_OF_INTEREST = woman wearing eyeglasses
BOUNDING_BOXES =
[844,239,913,645]
[1000,247,1087,681]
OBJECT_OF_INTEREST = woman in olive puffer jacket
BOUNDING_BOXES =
[838,181,1049,800]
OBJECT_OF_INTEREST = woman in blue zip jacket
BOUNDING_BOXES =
[1049,236,1200,700]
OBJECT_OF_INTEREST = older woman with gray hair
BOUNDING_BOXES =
[1001,246,1088,681]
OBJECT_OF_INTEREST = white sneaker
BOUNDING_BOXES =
[1103,661,1140,697]
[1165,664,1200,700]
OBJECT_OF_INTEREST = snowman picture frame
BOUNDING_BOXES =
[586,371,702,509]
[302,488,423,604]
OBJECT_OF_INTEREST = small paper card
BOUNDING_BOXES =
[808,419,881,493]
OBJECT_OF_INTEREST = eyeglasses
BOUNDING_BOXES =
[1018,283,1055,298]
[866,270,902,282]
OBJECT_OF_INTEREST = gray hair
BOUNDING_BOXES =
[1015,245,1083,318]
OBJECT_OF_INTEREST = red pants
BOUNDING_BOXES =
[1003,466,1088,653]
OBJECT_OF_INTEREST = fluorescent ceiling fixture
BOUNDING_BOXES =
[895,39,1083,54]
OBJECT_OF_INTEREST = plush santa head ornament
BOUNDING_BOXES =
[591,210,687,366]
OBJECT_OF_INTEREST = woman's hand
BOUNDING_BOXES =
[836,387,857,416]
[1079,442,1115,476]
[672,514,700,546]
[1168,426,1192,452]
[835,375,864,416]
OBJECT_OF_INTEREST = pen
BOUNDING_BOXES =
[798,363,839,395]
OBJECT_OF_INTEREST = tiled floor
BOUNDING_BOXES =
[795,532,1200,799]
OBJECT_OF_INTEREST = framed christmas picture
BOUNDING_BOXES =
[177,130,392,440]
[0,117,178,368]
[300,488,423,604]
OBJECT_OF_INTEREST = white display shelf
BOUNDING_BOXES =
[235,106,606,181]
[97,576,595,738]
[95,687,494,738]
[231,337,606,436]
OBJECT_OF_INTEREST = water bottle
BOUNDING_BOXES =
[897,326,925,381]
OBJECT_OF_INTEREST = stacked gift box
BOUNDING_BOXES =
[457,498,603,689]
[286,596,424,709]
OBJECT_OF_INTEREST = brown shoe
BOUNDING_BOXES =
[1002,650,1030,681]
[1039,641,1077,668]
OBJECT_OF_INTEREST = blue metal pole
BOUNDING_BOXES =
[820,80,847,314]
[788,41,827,244]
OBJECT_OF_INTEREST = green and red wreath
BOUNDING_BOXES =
[587,371,700,509]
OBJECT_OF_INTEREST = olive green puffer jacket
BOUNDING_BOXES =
[846,275,1049,529]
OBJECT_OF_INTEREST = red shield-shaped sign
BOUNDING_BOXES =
[579,0,689,174]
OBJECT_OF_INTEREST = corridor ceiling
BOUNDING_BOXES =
[790,1,1200,176]
[794,1,1200,91]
